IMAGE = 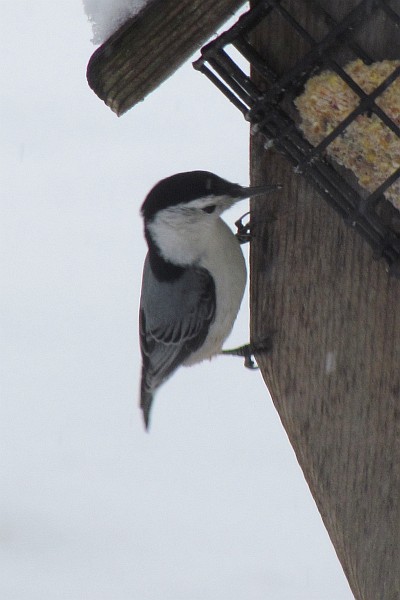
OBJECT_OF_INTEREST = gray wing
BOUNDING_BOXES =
[139,255,216,428]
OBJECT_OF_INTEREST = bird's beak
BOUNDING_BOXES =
[236,183,281,199]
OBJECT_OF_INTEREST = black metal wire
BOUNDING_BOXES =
[193,0,400,275]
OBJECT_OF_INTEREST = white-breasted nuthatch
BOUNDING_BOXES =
[139,170,277,428]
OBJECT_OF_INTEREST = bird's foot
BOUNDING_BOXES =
[221,339,273,369]
[235,212,253,244]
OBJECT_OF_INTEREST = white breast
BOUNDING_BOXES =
[184,219,246,365]
[147,209,247,365]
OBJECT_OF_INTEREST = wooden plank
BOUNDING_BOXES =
[250,1,400,598]
[87,0,246,115]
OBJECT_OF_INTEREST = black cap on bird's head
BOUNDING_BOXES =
[141,170,279,222]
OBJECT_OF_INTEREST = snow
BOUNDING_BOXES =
[83,0,149,44]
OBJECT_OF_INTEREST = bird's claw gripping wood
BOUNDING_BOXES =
[221,339,273,369]
[235,211,253,244]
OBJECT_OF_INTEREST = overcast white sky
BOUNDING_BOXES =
[1,2,354,599]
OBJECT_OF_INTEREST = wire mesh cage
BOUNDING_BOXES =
[193,0,400,275]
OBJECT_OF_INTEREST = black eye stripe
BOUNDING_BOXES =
[202,205,216,214]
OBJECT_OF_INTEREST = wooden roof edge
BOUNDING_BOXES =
[86,0,247,116]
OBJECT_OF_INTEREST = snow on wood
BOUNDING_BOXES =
[86,0,247,115]
[83,0,149,44]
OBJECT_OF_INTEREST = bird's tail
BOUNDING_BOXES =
[140,383,154,431]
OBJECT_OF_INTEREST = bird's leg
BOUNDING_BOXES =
[235,211,252,244]
[221,344,258,369]
[221,339,273,370]
[236,208,280,244]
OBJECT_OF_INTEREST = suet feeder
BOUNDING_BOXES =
[193,0,400,275]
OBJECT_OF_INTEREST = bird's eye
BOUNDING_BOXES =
[202,205,216,214]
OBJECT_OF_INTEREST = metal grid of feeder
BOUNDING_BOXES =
[193,0,400,275]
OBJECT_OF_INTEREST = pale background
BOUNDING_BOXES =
[1,2,353,599]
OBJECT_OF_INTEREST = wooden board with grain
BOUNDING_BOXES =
[250,2,400,598]
[87,0,246,115]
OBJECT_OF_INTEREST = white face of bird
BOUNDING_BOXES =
[146,194,242,266]
[148,193,241,231]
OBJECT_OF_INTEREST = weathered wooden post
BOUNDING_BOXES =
[247,2,400,598]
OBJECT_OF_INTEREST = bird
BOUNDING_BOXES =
[139,170,278,429]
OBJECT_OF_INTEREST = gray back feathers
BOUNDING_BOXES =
[139,255,215,428]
